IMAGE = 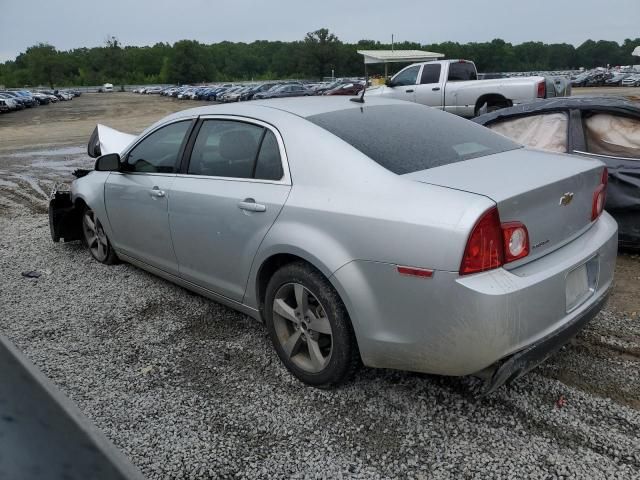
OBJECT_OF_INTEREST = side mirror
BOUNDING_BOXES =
[94,153,121,172]
[385,78,394,87]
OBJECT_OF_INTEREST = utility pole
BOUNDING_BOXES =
[391,34,394,52]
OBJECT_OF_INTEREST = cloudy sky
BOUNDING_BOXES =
[1,0,638,62]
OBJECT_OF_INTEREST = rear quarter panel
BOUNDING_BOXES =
[243,117,493,309]
[446,76,545,116]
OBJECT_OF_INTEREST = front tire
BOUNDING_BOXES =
[264,262,359,388]
[81,207,118,265]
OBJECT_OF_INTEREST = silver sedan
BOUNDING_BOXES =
[49,97,617,392]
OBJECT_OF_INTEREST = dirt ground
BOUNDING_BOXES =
[0,92,638,478]
[0,92,208,153]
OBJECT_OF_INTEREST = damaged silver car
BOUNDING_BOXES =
[474,96,640,249]
[50,97,617,392]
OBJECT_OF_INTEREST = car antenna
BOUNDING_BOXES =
[350,73,367,104]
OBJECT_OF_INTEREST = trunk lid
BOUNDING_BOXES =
[405,148,605,263]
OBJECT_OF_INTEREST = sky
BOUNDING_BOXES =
[0,0,638,62]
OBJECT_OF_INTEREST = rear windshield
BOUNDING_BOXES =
[307,104,521,174]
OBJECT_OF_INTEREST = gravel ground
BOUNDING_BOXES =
[1,94,639,479]
[0,213,639,479]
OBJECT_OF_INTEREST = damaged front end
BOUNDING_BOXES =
[50,120,134,244]
[48,184,82,243]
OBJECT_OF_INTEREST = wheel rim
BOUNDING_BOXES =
[272,283,333,373]
[82,210,109,262]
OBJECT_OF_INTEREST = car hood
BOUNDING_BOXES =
[87,124,137,158]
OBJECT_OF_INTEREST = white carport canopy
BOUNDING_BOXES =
[357,50,444,79]
[357,50,444,65]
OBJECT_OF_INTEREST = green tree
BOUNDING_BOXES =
[17,43,62,88]
[0,36,636,88]
[103,36,124,86]
[302,28,342,78]
[167,40,208,84]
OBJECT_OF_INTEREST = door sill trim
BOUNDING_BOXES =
[117,252,261,321]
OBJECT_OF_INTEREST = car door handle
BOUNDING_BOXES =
[238,199,266,212]
[406,89,414,93]
[149,186,165,198]
[432,87,441,91]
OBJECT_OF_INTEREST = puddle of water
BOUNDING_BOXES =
[11,146,86,158]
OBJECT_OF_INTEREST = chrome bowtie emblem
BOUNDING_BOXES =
[559,192,574,206]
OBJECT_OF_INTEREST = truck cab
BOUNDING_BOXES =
[369,59,550,118]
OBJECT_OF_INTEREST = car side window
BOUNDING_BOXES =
[254,130,284,180]
[188,120,264,178]
[583,113,640,160]
[392,66,420,86]
[448,62,478,81]
[488,113,568,153]
[420,64,441,84]
[125,121,191,173]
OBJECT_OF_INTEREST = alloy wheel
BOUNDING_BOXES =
[272,282,333,373]
[82,209,109,262]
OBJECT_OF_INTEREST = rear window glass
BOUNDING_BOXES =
[448,62,477,81]
[307,104,520,174]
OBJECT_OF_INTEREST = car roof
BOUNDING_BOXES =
[473,96,640,125]
[155,96,413,125]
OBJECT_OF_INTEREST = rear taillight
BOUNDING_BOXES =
[460,207,504,275]
[460,207,530,275]
[591,167,608,221]
[536,80,546,98]
[501,222,529,263]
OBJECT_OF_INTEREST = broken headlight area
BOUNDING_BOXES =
[49,187,82,243]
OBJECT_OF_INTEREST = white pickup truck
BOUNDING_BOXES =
[365,59,567,117]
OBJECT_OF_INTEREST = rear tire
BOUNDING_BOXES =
[81,206,118,265]
[264,261,359,388]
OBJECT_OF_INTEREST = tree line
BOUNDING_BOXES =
[1,29,638,88]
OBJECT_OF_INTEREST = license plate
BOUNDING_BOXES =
[566,264,590,312]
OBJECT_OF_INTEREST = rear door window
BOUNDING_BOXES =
[488,113,568,153]
[188,120,285,180]
[420,64,441,84]
[188,120,263,178]
[584,113,640,159]
[254,130,284,180]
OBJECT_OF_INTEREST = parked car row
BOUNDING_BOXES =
[571,69,640,87]
[130,79,367,103]
[0,88,80,113]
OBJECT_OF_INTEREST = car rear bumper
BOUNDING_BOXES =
[480,288,609,394]
[331,212,617,377]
